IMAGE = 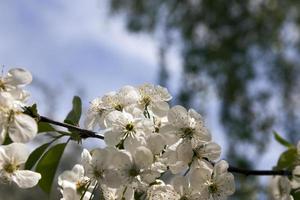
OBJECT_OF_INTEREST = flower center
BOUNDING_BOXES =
[208,183,218,194]
[3,163,18,173]
[0,80,6,91]
[125,123,134,131]
[114,104,123,111]
[181,127,195,139]
[128,168,139,177]
[93,168,104,179]
[76,179,89,195]
[180,196,189,200]
[142,96,151,107]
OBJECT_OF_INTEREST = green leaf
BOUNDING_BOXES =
[291,189,300,199]
[25,142,51,170]
[3,135,12,145]
[38,122,56,133]
[64,96,82,126]
[36,143,67,194]
[23,104,39,118]
[277,147,298,170]
[273,131,293,148]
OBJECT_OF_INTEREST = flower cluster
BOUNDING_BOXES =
[59,84,235,200]
[0,68,40,188]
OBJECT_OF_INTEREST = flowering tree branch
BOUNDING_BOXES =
[2,68,297,199]
[38,115,292,177]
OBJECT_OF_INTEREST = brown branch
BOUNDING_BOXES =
[39,115,292,177]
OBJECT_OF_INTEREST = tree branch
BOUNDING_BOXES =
[38,115,292,177]
[228,165,292,176]
[39,116,104,139]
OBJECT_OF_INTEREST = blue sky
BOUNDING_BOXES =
[0,0,285,180]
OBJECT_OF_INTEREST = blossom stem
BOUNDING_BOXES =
[39,116,104,139]
[38,115,292,177]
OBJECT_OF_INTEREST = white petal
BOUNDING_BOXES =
[104,169,124,188]
[124,136,146,154]
[213,160,229,176]
[194,142,221,161]
[13,170,41,188]
[177,140,193,164]
[151,101,170,117]
[189,165,212,190]
[58,170,78,186]
[168,105,188,126]
[91,148,115,169]
[146,134,166,155]
[171,176,189,196]
[0,124,6,145]
[5,68,32,86]
[169,161,188,174]
[111,150,132,169]
[134,146,153,169]
[104,130,123,146]
[140,169,160,184]
[9,113,37,143]
[81,149,92,165]
[155,85,172,101]
[1,143,29,165]
[104,111,126,128]
[71,164,84,177]
[215,173,235,195]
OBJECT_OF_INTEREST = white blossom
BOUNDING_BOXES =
[58,164,92,200]
[103,110,152,149]
[81,148,122,188]
[112,147,160,189]
[84,86,139,130]
[0,92,37,144]
[162,105,211,147]
[270,176,293,200]
[0,143,41,188]
[171,175,202,199]
[190,160,235,200]
[137,83,172,117]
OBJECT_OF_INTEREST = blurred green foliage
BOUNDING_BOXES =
[107,0,300,198]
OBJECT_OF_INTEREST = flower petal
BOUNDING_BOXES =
[1,143,29,165]
[5,68,32,86]
[13,170,41,188]
[134,146,153,169]
[168,105,188,127]
[9,113,37,143]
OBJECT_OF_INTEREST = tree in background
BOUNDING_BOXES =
[107,0,300,198]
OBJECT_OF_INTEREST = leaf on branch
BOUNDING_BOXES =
[38,122,56,133]
[23,103,39,118]
[36,142,68,194]
[277,147,298,170]
[64,96,82,126]
[25,142,52,170]
[273,131,293,148]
